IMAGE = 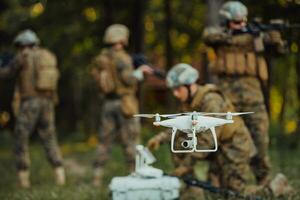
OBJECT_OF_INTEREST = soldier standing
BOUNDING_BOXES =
[0,29,65,188]
[202,1,285,186]
[90,24,153,186]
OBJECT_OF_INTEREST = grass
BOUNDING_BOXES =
[0,129,299,200]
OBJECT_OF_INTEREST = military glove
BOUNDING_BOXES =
[147,137,161,151]
[132,68,144,81]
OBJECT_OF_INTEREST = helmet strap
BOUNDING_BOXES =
[184,84,193,104]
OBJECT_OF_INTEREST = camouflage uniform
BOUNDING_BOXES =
[152,84,257,192]
[202,1,285,185]
[91,46,140,171]
[0,46,63,171]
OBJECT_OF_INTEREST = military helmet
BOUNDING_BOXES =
[166,63,199,88]
[13,29,40,46]
[103,24,129,44]
[219,1,248,22]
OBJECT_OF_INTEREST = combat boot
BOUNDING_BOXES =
[54,166,66,186]
[93,167,104,187]
[18,170,30,188]
[269,173,294,197]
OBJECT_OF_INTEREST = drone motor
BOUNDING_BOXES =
[181,140,194,149]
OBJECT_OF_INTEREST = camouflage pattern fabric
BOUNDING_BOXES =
[14,97,63,170]
[216,76,270,185]
[0,46,62,171]
[151,85,257,192]
[93,99,140,170]
[92,46,140,171]
[202,24,282,185]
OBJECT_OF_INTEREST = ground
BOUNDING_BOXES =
[0,129,299,200]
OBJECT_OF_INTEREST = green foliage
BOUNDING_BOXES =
[0,129,299,200]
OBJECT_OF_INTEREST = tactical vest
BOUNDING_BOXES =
[212,33,268,81]
[17,47,59,99]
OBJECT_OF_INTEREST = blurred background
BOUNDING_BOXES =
[0,0,299,199]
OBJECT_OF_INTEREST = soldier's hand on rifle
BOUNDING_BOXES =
[139,64,154,75]
[147,137,160,151]
[267,30,282,44]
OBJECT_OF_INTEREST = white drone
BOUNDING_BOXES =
[134,111,253,153]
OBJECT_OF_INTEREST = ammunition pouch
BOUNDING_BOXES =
[212,39,268,81]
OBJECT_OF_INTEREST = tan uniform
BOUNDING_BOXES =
[0,46,63,170]
[91,47,140,170]
[203,28,285,184]
[153,84,256,192]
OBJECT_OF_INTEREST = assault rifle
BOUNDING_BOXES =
[168,174,263,200]
[230,19,300,36]
[132,53,166,80]
[250,19,300,32]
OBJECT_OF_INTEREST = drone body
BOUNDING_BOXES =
[135,111,253,153]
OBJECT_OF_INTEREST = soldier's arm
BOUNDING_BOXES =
[0,57,21,79]
[202,26,231,47]
[263,30,286,54]
[119,64,139,86]
[121,67,138,85]
[152,130,171,144]
[147,130,171,151]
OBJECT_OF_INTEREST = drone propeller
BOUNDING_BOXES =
[200,112,254,116]
[134,113,181,118]
[134,113,182,123]
[180,111,254,120]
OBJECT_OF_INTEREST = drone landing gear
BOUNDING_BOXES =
[171,128,194,153]
[194,127,218,152]
[171,127,218,153]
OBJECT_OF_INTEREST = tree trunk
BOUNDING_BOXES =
[131,0,147,53]
[203,0,223,84]
[205,0,223,27]
[131,0,147,113]
[296,49,300,135]
[164,0,173,70]
[102,0,114,27]
[264,54,273,116]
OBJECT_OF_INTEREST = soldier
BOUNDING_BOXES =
[147,63,293,197]
[90,24,153,186]
[202,1,285,186]
[148,63,257,194]
[0,29,65,188]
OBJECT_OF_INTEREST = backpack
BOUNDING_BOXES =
[33,48,59,91]
[92,49,117,94]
